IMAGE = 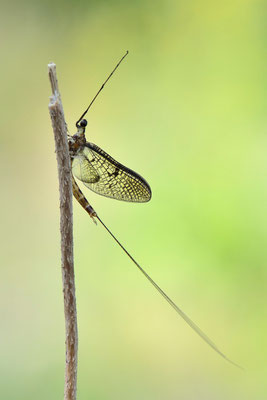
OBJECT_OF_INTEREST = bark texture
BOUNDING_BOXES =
[48,63,78,400]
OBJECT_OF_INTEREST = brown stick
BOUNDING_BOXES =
[48,63,78,400]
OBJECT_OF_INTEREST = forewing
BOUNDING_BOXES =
[74,143,151,202]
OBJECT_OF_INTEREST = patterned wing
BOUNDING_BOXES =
[72,143,151,202]
[72,153,100,184]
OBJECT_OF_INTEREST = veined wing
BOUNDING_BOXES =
[72,153,100,184]
[72,143,151,202]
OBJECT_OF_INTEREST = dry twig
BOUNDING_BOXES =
[48,63,78,400]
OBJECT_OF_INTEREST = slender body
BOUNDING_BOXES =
[68,51,241,368]
[68,119,241,369]
[72,176,96,220]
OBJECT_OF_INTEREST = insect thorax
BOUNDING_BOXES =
[68,132,86,159]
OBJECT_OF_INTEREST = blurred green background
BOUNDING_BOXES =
[1,0,267,399]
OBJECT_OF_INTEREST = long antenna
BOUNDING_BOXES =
[76,51,129,127]
[96,214,243,370]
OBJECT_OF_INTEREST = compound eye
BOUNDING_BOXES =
[80,119,87,127]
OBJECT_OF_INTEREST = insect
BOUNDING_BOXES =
[68,51,241,369]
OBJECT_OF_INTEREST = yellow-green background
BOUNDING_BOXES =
[1,0,266,399]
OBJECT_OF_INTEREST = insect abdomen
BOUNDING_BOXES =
[72,176,96,219]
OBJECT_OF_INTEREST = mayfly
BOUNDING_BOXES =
[68,51,241,369]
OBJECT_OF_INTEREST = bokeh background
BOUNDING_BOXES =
[1,0,267,399]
